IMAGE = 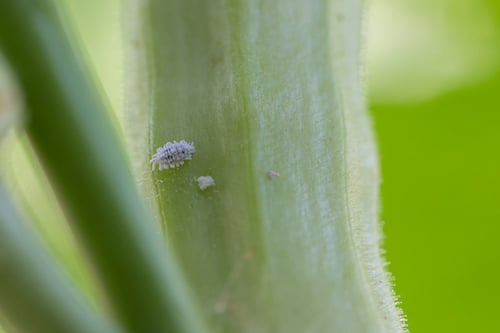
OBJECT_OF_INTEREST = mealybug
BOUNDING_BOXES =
[197,176,216,190]
[150,140,195,170]
[268,170,280,179]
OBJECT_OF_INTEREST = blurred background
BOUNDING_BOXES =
[366,1,500,332]
[2,0,500,332]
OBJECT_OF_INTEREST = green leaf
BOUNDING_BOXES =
[0,56,21,139]
[0,181,121,333]
[124,0,406,332]
[0,1,207,332]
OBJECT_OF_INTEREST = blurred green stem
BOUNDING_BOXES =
[0,182,122,333]
[0,1,207,332]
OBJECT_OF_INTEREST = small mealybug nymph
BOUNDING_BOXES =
[150,140,195,170]
[268,170,280,179]
[197,176,215,190]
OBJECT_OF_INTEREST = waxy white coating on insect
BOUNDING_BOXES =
[150,140,195,170]
[268,170,280,178]
[197,176,215,190]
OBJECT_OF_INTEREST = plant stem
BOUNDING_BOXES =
[0,1,208,332]
[0,182,122,333]
[125,0,406,332]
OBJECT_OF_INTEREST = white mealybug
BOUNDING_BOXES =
[197,176,216,190]
[150,140,195,171]
[268,170,280,179]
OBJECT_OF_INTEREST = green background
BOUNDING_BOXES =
[7,0,500,332]
[374,75,500,332]
[368,1,500,332]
